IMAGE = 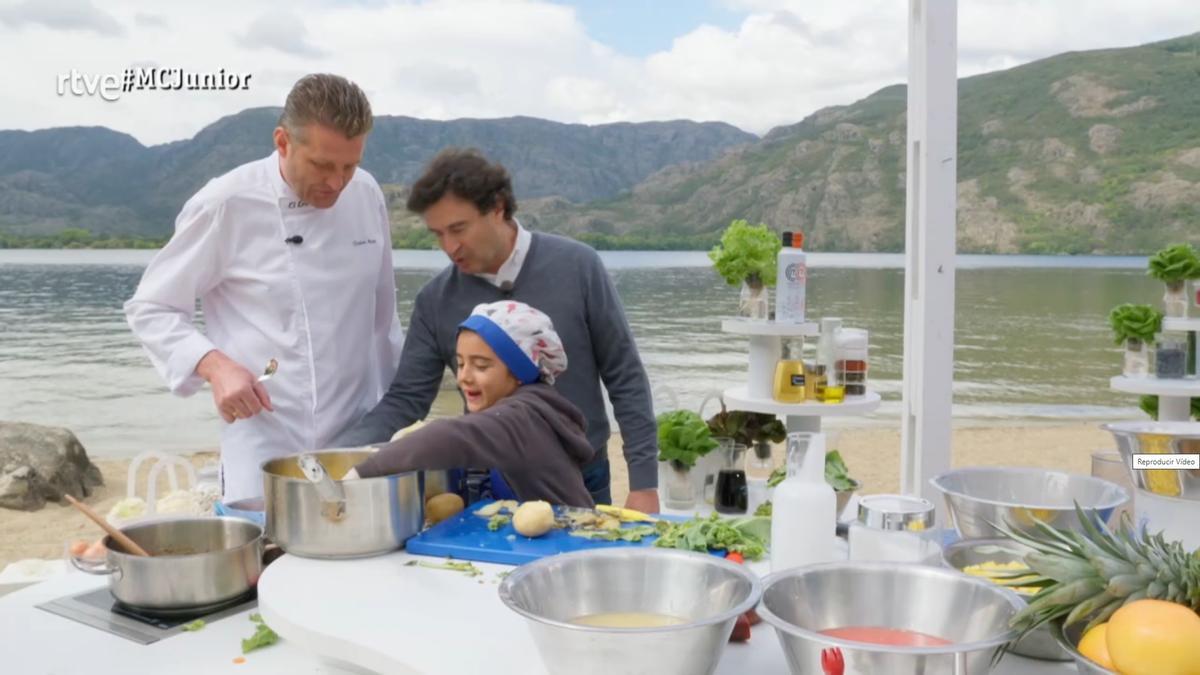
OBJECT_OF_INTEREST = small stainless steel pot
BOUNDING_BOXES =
[71,516,263,613]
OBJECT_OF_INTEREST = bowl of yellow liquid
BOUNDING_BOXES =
[498,548,761,675]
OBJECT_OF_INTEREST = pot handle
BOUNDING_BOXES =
[70,555,121,580]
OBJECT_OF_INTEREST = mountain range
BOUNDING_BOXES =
[3,32,1200,253]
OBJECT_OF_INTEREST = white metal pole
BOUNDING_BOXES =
[901,0,957,511]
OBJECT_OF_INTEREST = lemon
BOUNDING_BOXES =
[1106,599,1200,675]
[1077,623,1114,670]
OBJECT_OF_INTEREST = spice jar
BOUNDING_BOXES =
[835,328,869,396]
[1155,334,1187,379]
[848,494,941,564]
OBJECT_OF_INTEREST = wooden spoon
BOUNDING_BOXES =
[63,494,151,557]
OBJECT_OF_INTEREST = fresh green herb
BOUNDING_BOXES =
[656,410,719,468]
[181,619,206,632]
[241,614,278,654]
[1108,304,1163,345]
[824,450,858,491]
[404,559,483,577]
[569,525,658,542]
[652,514,769,561]
[1147,243,1200,285]
[707,219,782,288]
[1140,395,1200,421]
[487,515,511,531]
[754,501,772,517]
[765,451,858,491]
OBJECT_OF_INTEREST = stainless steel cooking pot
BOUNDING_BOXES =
[261,449,423,559]
[71,517,263,613]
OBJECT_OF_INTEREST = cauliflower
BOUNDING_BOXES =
[106,497,147,525]
[155,489,202,516]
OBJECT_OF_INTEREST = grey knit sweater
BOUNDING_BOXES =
[336,232,659,491]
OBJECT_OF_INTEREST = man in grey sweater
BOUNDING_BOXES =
[336,149,659,511]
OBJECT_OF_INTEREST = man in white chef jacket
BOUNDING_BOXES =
[124,74,404,502]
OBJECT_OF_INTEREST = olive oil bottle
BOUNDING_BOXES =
[773,338,806,403]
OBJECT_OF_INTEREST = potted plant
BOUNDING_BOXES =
[1109,303,1163,377]
[703,403,786,506]
[708,219,782,320]
[656,410,719,509]
[1147,243,1200,318]
[706,404,786,467]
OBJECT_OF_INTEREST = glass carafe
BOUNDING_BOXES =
[714,441,748,514]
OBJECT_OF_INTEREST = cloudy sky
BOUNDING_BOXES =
[0,0,1196,146]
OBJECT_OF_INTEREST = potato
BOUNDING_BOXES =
[513,501,555,538]
[426,493,465,525]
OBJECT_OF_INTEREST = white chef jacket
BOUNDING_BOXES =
[124,152,404,502]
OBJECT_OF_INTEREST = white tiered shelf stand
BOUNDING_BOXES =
[720,318,881,432]
[1109,317,1200,421]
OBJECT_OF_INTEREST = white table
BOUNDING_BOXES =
[0,551,1078,675]
[256,550,1078,675]
[0,571,357,675]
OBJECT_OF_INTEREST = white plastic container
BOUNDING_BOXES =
[770,432,836,572]
[848,494,942,564]
[774,231,807,323]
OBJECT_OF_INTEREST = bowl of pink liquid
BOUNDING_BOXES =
[758,561,1024,674]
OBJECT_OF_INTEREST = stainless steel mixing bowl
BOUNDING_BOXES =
[498,547,761,675]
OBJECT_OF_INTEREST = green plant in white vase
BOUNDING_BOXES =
[1110,303,1162,377]
[1147,243,1200,318]
[656,410,720,509]
[708,219,781,320]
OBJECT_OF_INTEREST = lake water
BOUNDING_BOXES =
[0,249,1156,458]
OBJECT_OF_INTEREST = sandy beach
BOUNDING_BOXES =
[0,422,1116,569]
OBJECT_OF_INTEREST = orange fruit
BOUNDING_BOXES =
[1077,623,1115,670]
[1106,599,1200,675]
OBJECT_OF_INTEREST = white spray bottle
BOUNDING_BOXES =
[770,431,836,572]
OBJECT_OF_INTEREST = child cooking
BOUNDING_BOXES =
[345,301,595,507]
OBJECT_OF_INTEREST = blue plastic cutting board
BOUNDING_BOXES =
[405,500,699,565]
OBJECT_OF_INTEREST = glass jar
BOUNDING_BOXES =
[1163,281,1187,319]
[714,441,748,515]
[659,460,700,510]
[848,494,941,564]
[739,279,769,320]
[745,441,775,515]
[1123,337,1150,378]
[835,328,869,397]
[1155,335,1187,379]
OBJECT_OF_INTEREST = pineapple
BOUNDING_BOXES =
[995,505,1200,637]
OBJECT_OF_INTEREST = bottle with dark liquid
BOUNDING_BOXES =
[715,469,748,514]
[713,441,748,514]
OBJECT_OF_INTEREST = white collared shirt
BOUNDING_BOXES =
[124,152,404,501]
[476,219,531,289]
